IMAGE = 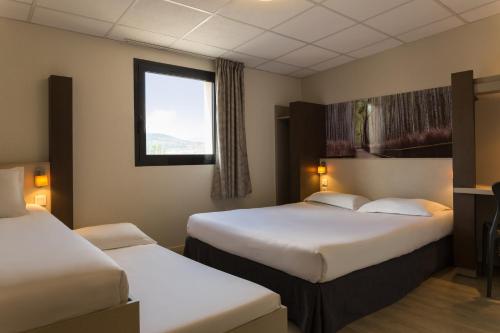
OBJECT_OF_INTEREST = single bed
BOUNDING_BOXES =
[101,237,286,333]
[185,201,454,333]
[0,205,131,333]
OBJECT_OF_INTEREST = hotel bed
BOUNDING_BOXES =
[0,205,131,333]
[185,200,454,333]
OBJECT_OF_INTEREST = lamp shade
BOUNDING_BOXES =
[35,174,49,187]
[317,162,327,175]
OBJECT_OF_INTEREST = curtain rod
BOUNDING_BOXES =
[125,39,216,61]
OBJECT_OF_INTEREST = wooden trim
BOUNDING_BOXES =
[227,306,287,333]
[24,301,139,333]
[49,76,73,229]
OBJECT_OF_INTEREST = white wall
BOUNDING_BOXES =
[302,14,500,202]
[0,18,301,247]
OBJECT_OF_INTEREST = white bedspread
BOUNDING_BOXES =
[187,202,453,283]
[106,244,281,333]
[0,205,129,333]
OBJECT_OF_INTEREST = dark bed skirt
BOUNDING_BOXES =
[184,235,452,333]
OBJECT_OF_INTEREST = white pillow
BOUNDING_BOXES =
[305,191,371,210]
[75,223,157,250]
[0,167,27,218]
[358,198,451,217]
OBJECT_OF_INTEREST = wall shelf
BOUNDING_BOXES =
[453,185,493,196]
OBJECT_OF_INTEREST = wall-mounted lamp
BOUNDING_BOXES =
[34,169,49,188]
[317,162,327,175]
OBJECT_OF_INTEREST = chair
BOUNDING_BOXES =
[482,182,500,297]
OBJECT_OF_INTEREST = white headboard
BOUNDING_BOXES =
[0,162,51,211]
[322,158,453,207]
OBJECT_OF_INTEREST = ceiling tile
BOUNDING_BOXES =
[120,0,210,38]
[235,32,305,59]
[311,55,354,71]
[277,45,338,67]
[0,0,30,21]
[461,1,500,22]
[398,16,463,42]
[185,16,263,49]
[315,24,386,53]
[217,0,313,29]
[290,68,317,78]
[171,0,231,13]
[273,6,354,42]
[221,51,267,68]
[109,25,176,47]
[364,0,451,35]
[32,7,113,36]
[256,61,301,75]
[36,0,132,22]
[323,0,410,21]
[171,39,226,57]
[348,38,401,58]
[439,0,494,13]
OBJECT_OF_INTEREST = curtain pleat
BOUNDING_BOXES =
[211,58,252,199]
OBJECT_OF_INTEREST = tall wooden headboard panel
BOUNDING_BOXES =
[49,75,73,229]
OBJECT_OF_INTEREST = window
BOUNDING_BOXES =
[134,58,216,166]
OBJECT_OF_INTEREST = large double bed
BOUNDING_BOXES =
[185,201,454,333]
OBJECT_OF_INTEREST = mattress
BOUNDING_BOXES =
[187,202,453,283]
[106,244,281,333]
[0,205,129,333]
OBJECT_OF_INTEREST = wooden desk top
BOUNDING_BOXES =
[454,185,493,196]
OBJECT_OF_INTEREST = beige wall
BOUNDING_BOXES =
[303,14,500,202]
[476,93,500,185]
[0,18,301,247]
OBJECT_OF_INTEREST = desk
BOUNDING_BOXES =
[453,185,495,277]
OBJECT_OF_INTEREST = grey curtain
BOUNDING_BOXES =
[211,58,252,199]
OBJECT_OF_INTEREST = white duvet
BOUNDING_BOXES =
[0,205,129,333]
[187,202,453,283]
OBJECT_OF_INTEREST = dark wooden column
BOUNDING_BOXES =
[49,75,73,229]
[289,102,325,202]
[451,70,476,274]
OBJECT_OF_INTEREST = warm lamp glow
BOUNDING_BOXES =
[317,162,327,175]
[35,174,49,188]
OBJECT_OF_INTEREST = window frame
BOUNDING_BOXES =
[134,58,216,166]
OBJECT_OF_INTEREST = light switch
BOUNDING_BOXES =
[35,194,47,206]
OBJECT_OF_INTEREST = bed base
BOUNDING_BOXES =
[228,306,287,333]
[185,236,453,333]
[24,301,139,333]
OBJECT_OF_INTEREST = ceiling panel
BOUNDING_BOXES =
[398,16,463,42]
[311,55,354,71]
[221,51,267,68]
[171,39,226,57]
[461,1,500,22]
[0,0,30,21]
[348,38,401,58]
[290,68,317,78]
[235,32,305,59]
[256,61,301,75]
[120,0,210,38]
[171,0,231,13]
[364,0,451,35]
[185,16,263,49]
[323,0,410,21]
[273,6,354,42]
[217,0,313,29]
[109,25,176,47]
[439,0,494,13]
[36,0,133,22]
[32,7,113,36]
[277,45,337,67]
[315,24,386,53]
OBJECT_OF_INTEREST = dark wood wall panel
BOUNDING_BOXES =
[451,70,476,272]
[289,102,325,202]
[49,75,73,229]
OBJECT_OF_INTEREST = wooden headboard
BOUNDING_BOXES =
[0,162,52,211]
